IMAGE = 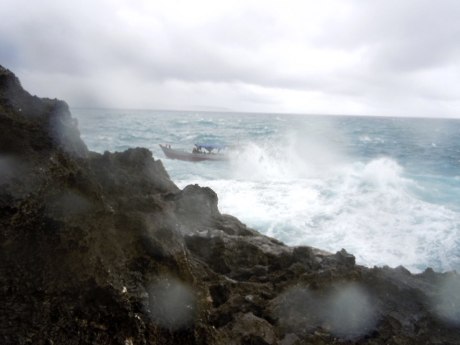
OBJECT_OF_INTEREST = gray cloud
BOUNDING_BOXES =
[1,0,460,116]
[317,1,460,68]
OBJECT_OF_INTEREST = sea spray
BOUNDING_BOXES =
[274,283,377,338]
[179,150,460,272]
[75,109,460,272]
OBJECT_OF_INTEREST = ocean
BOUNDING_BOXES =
[73,108,460,273]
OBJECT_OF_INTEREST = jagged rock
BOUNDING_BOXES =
[0,66,87,157]
[220,312,277,345]
[1,65,460,344]
[173,184,220,228]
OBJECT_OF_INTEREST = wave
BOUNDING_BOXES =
[178,145,460,273]
[75,109,460,273]
[228,133,348,181]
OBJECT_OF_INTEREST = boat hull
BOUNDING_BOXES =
[159,144,228,162]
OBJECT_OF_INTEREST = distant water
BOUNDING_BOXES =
[73,108,460,273]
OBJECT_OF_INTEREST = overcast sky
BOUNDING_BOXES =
[1,0,460,117]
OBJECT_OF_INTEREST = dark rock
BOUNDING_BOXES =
[279,333,300,345]
[173,184,220,228]
[0,66,88,157]
[220,312,277,345]
[1,65,460,344]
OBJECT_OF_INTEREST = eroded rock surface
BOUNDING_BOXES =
[1,65,459,344]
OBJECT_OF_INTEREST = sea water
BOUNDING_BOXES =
[73,109,460,273]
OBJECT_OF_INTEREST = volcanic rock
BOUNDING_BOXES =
[1,65,459,344]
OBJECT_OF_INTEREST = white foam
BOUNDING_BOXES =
[75,109,460,273]
[228,132,347,181]
[178,145,460,273]
[359,135,384,144]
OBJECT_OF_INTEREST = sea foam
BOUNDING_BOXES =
[74,109,460,273]
[179,143,460,273]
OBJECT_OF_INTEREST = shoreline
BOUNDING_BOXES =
[1,65,459,344]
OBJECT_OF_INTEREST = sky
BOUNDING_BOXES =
[1,0,460,117]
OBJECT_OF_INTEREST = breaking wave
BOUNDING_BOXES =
[75,109,460,273]
[179,142,460,273]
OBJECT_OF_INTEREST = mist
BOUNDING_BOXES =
[322,283,377,337]
[274,283,377,338]
[147,277,197,330]
[432,274,460,325]
[229,120,349,181]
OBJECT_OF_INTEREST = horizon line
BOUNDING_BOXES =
[69,106,460,121]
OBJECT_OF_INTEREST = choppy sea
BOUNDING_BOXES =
[73,108,460,273]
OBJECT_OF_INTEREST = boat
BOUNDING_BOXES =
[159,143,229,162]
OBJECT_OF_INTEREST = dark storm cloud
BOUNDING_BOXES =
[1,0,460,116]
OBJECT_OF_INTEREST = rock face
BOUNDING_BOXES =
[0,65,459,344]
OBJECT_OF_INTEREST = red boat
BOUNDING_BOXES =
[159,143,229,162]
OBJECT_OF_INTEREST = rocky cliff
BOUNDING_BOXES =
[0,65,459,344]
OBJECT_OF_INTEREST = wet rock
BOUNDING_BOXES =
[221,312,277,345]
[0,66,87,157]
[279,333,300,345]
[1,65,460,344]
[173,184,220,228]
